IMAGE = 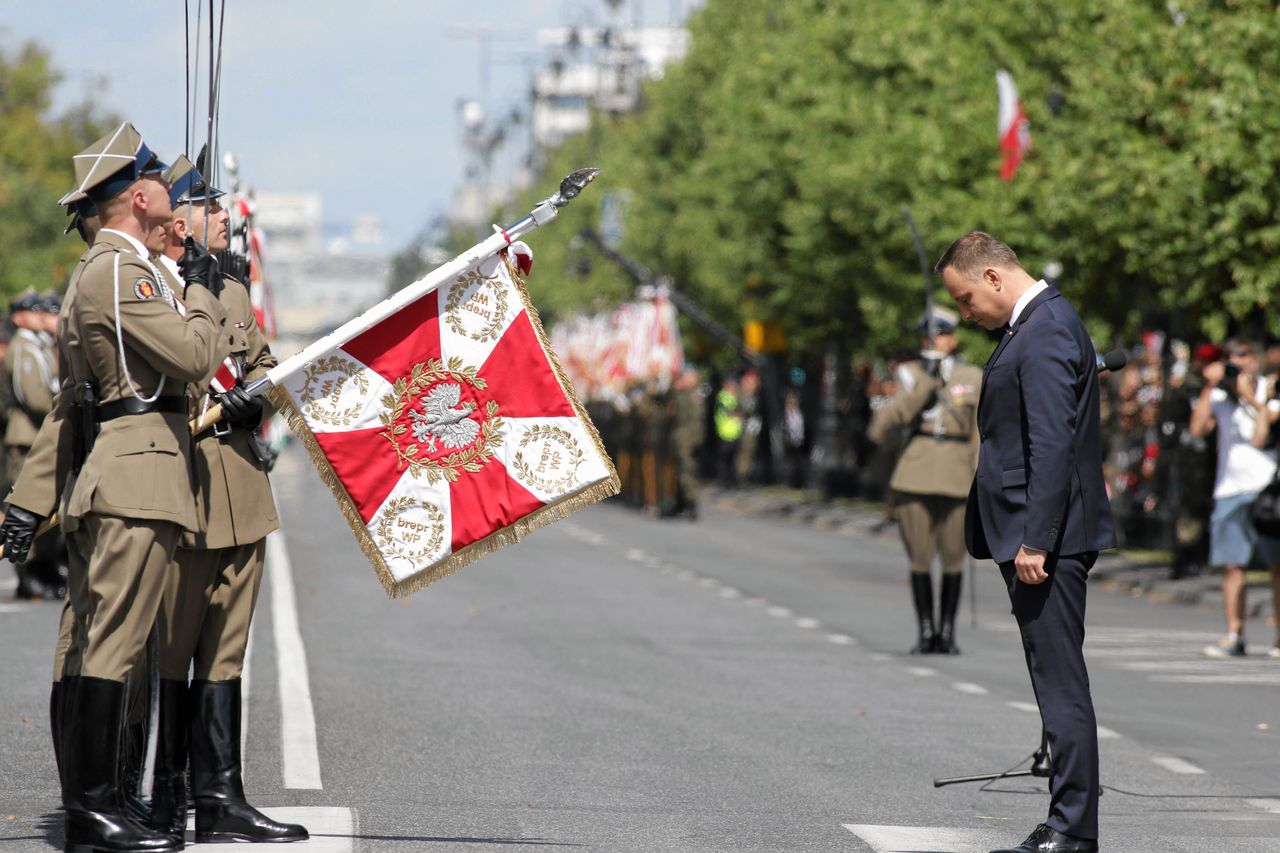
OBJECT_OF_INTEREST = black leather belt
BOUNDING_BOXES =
[97,396,187,422]
[915,432,969,443]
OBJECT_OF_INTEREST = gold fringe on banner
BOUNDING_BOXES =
[270,250,620,599]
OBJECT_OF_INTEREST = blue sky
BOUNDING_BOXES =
[1,1,692,248]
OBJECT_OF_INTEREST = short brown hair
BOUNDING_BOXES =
[933,231,1021,279]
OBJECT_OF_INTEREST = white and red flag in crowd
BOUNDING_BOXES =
[996,70,1031,181]
[273,248,618,597]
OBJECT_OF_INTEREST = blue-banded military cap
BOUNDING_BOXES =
[35,292,63,314]
[9,289,42,314]
[915,306,959,336]
[57,121,170,206]
[166,154,224,208]
[62,197,99,235]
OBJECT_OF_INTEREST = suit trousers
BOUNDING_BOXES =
[158,541,265,681]
[999,552,1100,840]
[51,537,90,681]
[66,514,181,682]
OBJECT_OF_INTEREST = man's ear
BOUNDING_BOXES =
[984,267,1002,290]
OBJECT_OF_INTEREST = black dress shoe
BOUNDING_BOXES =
[990,823,1099,853]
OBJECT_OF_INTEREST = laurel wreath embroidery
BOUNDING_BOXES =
[377,357,503,484]
[373,495,446,566]
[511,424,585,494]
[299,357,371,427]
[444,268,509,344]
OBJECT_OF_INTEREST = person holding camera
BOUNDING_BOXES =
[1189,339,1280,658]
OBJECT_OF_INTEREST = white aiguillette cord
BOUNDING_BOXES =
[112,252,169,404]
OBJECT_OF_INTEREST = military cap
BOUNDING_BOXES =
[63,197,99,235]
[35,292,63,314]
[9,289,42,314]
[166,154,224,209]
[58,121,169,206]
[915,306,959,335]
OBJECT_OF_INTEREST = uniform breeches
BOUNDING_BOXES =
[894,492,966,574]
[52,536,91,681]
[66,514,181,683]
[158,541,265,681]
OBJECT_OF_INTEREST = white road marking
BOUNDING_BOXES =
[717,587,741,599]
[766,606,793,618]
[697,578,718,589]
[870,653,893,662]
[951,681,988,695]
[0,602,33,613]
[794,617,821,629]
[844,824,996,852]
[1153,674,1280,685]
[1247,799,1280,814]
[1007,701,1040,714]
[267,531,323,790]
[826,633,855,645]
[1096,724,1121,740]
[624,548,648,562]
[744,597,767,607]
[906,666,937,677]
[186,804,355,850]
[1150,755,1206,775]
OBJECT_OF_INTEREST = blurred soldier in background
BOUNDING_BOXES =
[669,366,705,519]
[3,290,63,599]
[868,307,981,654]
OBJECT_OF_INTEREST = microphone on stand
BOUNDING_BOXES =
[1096,349,1128,375]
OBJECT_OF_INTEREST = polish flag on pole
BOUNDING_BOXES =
[996,70,1031,181]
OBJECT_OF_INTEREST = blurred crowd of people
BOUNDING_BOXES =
[588,331,1280,582]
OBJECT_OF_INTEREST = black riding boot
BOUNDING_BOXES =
[62,676,180,853]
[936,573,963,655]
[909,572,937,654]
[145,680,189,843]
[189,679,308,843]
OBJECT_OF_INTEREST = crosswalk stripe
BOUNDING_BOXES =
[843,824,997,852]
[1151,755,1206,775]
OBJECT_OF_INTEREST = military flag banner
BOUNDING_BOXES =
[272,248,619,597]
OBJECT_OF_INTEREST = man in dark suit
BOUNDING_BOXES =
[936,232,1115,853]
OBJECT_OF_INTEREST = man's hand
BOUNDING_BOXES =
[178,239,223,297]
[0,506,44,564]
[218,385,264,428]
[1014,544,1049,585]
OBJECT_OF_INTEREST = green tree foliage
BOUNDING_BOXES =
[500,0,1280,362]
[0,41,114,301]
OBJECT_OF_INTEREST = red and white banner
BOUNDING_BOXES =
[996,70,1031,182]
[274,250,618,597]
[550,295,683,400]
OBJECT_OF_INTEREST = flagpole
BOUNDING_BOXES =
[241,167,600,399]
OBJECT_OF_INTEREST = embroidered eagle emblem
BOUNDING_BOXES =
[408,382,480,454]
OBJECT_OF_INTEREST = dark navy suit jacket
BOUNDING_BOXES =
[966,286,1116,562]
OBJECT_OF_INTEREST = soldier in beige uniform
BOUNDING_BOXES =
[144,161,306,843]
[3,291,62,597]
[28,122,229,853]
[869,307,981,655]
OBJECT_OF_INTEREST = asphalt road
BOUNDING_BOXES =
[2,444,1279,852]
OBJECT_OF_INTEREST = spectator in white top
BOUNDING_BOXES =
[1189,339,1280,658]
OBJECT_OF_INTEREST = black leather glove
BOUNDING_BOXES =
[0,505,43,564]
[178,238,223,298]
[218,384,264,428]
